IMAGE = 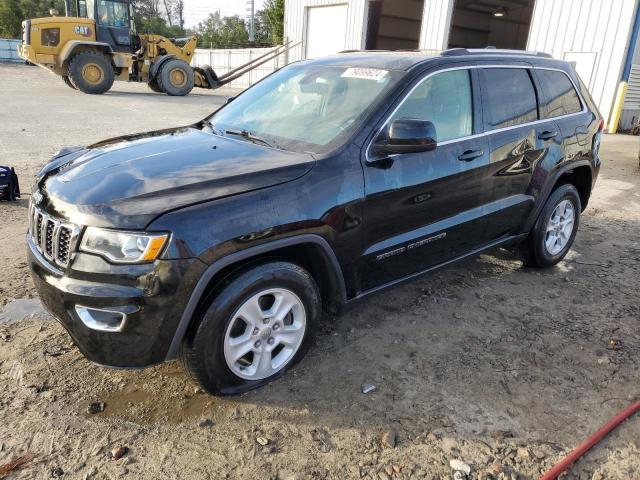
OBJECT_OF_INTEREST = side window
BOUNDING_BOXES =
[536,69,583,118]
[389,69,472,142]
[480,68,538,129]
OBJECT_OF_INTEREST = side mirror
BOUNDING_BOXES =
[373,119,437,157]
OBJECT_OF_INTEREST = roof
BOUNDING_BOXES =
[301,51,436,71]
[301,48,558,71]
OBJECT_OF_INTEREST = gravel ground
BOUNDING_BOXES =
[0,63,639,480]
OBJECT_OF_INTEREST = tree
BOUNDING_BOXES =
[196,13,249,48]
[0,0,65,38]
[0,0,23,37]
[132,0,183,37]
[260,0,283,44]
[174,0,184,33]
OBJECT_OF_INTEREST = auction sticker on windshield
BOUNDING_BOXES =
[341,68,388,81]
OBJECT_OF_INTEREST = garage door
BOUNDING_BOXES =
[305,4,348,59]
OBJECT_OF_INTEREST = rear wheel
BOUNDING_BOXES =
[68,51,114,94]
[180,262,320,395]
[157,58,194,96]
[62,75,77,90]
[519,184,581,268]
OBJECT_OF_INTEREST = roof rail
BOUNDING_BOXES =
[442,48,553,58]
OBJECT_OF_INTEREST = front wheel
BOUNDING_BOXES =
[157,58,194,96]
[180,262,320,395]
[519,184,581,268]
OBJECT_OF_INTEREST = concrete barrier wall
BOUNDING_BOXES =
[0,39,21,62]
[192,47,287,88]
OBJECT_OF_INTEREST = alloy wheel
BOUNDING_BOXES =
[544,199,575,255]
[223,288,306,380]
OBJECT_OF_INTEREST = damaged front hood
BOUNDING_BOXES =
[38,127,315,228]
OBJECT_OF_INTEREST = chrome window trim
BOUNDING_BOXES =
[365,64,587,162]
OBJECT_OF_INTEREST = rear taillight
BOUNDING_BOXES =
[598,118,604,132]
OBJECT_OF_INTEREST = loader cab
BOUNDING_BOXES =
[76,0,136,52]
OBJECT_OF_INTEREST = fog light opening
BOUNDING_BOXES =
[75,305,126,332]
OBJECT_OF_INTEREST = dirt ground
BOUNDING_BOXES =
[0,63,638,480]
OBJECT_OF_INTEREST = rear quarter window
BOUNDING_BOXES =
[480,68,538,129]
[536,69,583,118]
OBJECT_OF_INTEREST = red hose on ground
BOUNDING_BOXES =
[539,400,640,480]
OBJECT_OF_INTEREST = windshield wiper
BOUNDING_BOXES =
[224,129,276,149]
[202,119,223,136]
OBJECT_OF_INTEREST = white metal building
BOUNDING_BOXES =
[284,0,640,126]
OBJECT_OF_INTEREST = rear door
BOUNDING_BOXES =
[478,66,561,240]
[359,67,492,291]
[531,68,591,165]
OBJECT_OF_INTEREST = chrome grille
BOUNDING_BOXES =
[29,203,80,268]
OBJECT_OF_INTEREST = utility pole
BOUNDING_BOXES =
[248,0,255,43]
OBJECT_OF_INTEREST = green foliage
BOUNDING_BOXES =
[195,0,284,49]
[0,0,283,46]
[0,0,65,38]
[132,0,184,37]
[195,12,250,48]
[261,0,284,44]
[0,0,23,37]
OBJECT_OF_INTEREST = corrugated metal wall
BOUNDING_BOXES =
[283,0,638,124]
[419,0,454,50]
[527,0,638,123]
[621,18,640,131]
[284,0,368,62]
[0,39,21,62]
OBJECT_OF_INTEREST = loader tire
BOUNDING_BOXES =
[157,58,194,96]
[68,51,114,94]
[148,79,164,93]
[62,75,77,90]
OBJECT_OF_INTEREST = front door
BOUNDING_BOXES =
[95,0,133,52]
[360,68,492,291]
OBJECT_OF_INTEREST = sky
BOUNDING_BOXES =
[183,0,266,28]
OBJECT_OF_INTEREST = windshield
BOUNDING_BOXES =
[206,64,403,154]
[96,0,130,27]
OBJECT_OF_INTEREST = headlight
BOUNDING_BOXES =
[80,227,169,264]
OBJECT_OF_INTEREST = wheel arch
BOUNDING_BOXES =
[61,41,113,68]
[165,234,347,360]
[552,164,592,211]
[523,160,593,233]
[149,54,176,79]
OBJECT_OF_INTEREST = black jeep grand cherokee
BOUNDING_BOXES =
[28,49,602,394]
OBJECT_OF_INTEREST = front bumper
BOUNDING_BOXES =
[28,236,206,368]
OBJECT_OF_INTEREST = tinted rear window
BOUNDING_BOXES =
[536,69,583,118]
[481,68,538,129]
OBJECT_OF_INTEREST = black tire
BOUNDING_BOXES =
[147,78,164,93]
[62,75,77,90]
[519,184,581,268]
[180,262,320,395]
[156,58,194,96]
[68,50,114,94]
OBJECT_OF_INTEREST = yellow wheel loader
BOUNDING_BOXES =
[17,0,293,95]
